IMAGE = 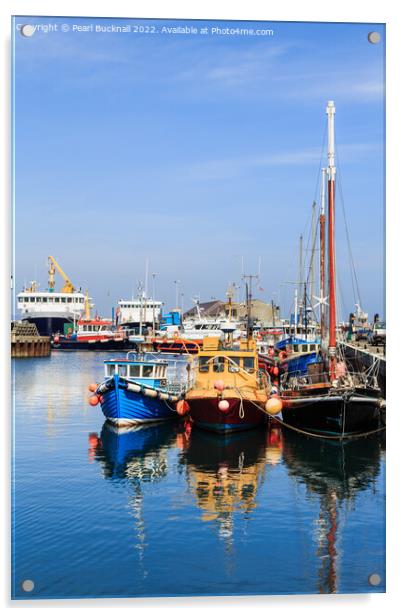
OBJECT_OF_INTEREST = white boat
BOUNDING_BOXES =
[17,284,87,336]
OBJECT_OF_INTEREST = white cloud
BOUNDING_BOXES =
[180,143,381,181]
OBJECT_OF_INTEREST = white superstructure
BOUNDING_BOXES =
[17,289,86,320]
[117,298,163,326]
[182,317,243,341]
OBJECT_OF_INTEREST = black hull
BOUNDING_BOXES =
[23,316,73,336]
[281,390,384,437]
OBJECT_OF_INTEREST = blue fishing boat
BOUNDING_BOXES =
[93,352,196,427]
[275,337,321,376]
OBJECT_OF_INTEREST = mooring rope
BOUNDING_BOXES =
[244,391,385,441]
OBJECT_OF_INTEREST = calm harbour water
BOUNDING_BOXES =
[12,352,385,599]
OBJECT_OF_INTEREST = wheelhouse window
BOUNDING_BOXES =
[213,357,225,373]
[243,357,255,373]
[293,344,299,352]
[118,365,128,377]
[302,344,308,353]
[142,365,153,378]
[55,297,60,303]
[199,356,210,373]
[129,365,141,378]
[228,357,240,373]
[106,364,116,377]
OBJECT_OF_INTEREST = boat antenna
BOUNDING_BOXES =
[326,100,337,380]
[299,234,303,299]
[144,258,149,299]
[242,273,258,343]
[309,201,317,306]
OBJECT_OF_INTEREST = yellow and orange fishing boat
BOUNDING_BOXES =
[185,336,268,433]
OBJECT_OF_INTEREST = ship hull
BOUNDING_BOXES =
[52,338,136,351]
[100,381,177,426]
[188,397,265,433]
[22,316,74,337]
[280,388,384,437]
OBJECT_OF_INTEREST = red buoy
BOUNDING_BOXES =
[88,383,98,393]
[176,400,190,416]
[89,395,100,406]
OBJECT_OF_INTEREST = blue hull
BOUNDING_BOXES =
[100,383,177,426]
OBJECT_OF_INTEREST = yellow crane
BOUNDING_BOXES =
[48,256,76,293]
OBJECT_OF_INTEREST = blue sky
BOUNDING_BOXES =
[12,17,385,320]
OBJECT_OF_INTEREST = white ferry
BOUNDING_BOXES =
[17,256,87,336]
[17,284,86,336]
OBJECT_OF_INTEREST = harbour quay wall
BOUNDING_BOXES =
[11,321,51,358]
[339,340,386,395]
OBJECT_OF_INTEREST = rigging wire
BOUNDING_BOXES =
[335,143,363,310]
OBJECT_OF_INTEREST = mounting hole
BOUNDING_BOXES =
[22,579,35,592]
[368,573,381,586]
[368,31,381,44]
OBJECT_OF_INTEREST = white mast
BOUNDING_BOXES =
[326,100,337,378]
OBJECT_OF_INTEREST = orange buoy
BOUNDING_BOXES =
[88,433,99,447]
[176,400,190,416]
[88,383,98,393]
[89,395,100,406]
[273,366,279,376]
[214,380,225,392]
[265,397,283,415]
[218,399,230,412]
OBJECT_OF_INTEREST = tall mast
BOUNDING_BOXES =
[320,168,327,341]
[309,202,317,307]
[326,100,337,379]
[299,234,303,331]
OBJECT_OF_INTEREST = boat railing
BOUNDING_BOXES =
[166,362,197,394]
[125,351,171,363]
[282,369,379,390]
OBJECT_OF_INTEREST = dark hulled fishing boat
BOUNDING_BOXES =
[273,101,385,438]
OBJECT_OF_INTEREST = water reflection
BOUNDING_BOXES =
[90,421,180,580]
[90,421,177,479]
[281,429,385,593]
[179,428,268,548]
[88,420,384,595]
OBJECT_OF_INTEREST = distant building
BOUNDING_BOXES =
[183,299,280,327]
[183,300,226,319]
[229,299,280,327]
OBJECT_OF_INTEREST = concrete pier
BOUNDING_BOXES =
[11,321,51,358]
[339,340,386,394]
